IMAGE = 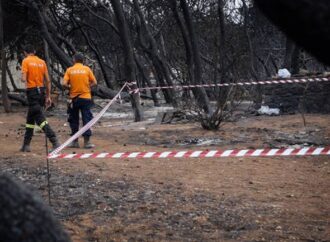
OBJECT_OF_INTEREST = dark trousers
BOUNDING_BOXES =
[23,88,56,144]
[68,98,93,137]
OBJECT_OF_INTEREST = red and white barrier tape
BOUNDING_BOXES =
[48,77,330,157]
[48,83,128,157]
[137,77,330,92]
[48,146,330,159]
[126,81,140,94]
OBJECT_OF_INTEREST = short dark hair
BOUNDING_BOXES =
[73,53,84,63]
[24,44,36,54]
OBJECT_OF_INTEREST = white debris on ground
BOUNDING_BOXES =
[257,106,280,116]
[277,68,291,78]
[100,101,174,121]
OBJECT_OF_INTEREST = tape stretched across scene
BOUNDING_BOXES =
[134,77,330,92]
[48,83,128,157]
[48,146,330,159]
[48,77,330,156]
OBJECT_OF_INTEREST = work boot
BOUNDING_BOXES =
[68,139,79,148]
[42,124,60,151]
[20,144,31,152]
[84,136,95,149]
[49,136,61,150]
[21,128,33,152]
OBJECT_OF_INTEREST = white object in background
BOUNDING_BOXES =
[258,106,280,116]
[278,68,291,78]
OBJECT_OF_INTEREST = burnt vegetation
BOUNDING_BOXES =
[0,0,329,126]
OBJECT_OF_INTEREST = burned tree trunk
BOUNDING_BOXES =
[8,93,28,106]
[179,0,212,114]
[111,0,143,121]
[0,0,11,112]
[134,0,177,106]
[169,0,212,114]
[74,19,114,89]
[1,53,11,112]
[6,62,18,91]
[242,0,262,109]
[92,85,130,101]
[134,54,160,106]
[291,46,301,75]
[218,0,226,71]
[282,37,301,75]
[29,0,72,69]
[282,37,294,70]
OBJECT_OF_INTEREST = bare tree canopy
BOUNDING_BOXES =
[1,0,329,121]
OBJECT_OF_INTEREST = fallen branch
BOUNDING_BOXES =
[0,92,28,106]
[92,85,152,101]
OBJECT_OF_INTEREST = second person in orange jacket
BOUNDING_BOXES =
[62,53,97,148]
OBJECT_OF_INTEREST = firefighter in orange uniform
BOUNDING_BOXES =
[20,45,60,152]
[62,53,97,148]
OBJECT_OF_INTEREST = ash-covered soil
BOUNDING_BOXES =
[0,108,329,241]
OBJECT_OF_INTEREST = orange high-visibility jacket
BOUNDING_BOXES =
[63,63,97,99]
[21,55,48,88]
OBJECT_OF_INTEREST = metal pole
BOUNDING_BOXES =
[45,135,51,206]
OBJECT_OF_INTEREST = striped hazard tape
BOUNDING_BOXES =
[48,83,127,157]
[136,77,330,92]
[48,77,330,157]
[48,146,330,159]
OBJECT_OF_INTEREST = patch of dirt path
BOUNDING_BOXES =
[0,110,329,241]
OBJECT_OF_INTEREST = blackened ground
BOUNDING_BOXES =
[0,110,329,241]
[1,154,329,242]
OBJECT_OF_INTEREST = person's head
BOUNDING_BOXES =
[73,53,84,64]
[23,44,36,56]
